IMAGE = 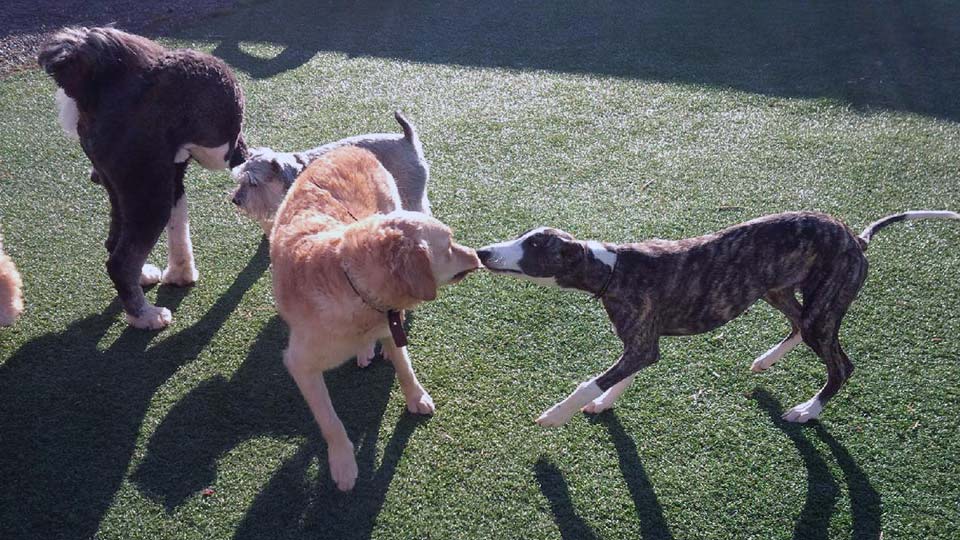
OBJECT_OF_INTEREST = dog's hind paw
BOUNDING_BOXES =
[125,304,172,330]
[140,263,162,286]
[356,342,377,368]
[581,397,615,415]
[161,263,199,286]
[782,398,823,423]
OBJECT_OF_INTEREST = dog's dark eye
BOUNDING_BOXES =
[529,238,541,249]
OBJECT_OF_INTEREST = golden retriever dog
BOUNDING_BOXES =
[0,231,24,326]
[271,145,480,491]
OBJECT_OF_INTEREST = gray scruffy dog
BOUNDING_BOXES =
[231,111,430,234]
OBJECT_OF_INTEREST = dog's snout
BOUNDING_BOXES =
[231,193,243,206]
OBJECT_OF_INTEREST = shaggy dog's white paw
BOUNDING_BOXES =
[581,396,615,415]
[140,263,162,286]
[782,398,823,423]
[405,391,435,415]
[327,443,358,492]
[161,263,198,286]
[536,403,576,427]
[356,342,377,368]
[125,304,172,330]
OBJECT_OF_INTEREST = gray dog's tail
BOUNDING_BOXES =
[859,211,960,248]
[37,27,152,98]
[394,111,420,146]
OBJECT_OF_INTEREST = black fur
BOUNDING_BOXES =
[39,27,248,320]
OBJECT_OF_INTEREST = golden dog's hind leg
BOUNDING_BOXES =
[381,339,435,415]
[283,336,357,491]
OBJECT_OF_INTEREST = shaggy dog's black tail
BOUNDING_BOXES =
[37,27,155,98]
[859,210,960,249]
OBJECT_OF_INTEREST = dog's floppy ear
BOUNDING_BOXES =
[396,238,437,302]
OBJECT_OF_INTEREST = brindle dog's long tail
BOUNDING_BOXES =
[859,211,960,249]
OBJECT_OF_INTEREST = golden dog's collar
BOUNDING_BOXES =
[342,268,408,348]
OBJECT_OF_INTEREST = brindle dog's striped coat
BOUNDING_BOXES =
[478,211,959,425]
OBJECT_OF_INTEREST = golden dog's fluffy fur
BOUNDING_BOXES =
[271,146,480,491]
[0,233,24,327]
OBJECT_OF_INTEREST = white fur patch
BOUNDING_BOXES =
[481,227,549,272]
[751,332,803,372]
[903,210,960,221]
[55,89,79,140]
[582,374,635,414]
[536,379,602,427]
[587,241,616,269]
[782,397,823,423]
[162,196,198,285]
[175,142,231,170]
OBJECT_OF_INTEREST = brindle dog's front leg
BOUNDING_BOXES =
[536,341,660,427]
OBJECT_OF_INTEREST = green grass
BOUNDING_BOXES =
[2,1,960,539]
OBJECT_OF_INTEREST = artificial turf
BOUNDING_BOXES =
[1,1,958,539]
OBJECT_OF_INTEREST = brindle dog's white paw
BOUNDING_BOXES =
[125,304,172,330]
[405,391,435,415]
[356,342,376,368]
[782,398,823,423]
[139,263,162,286]
[536,403,576,427]
[161,263,198,286]
[327,443,358,492]
[581,396,615,415]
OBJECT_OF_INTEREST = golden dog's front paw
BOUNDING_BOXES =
[405,391,435,415]
[328,443,358,492]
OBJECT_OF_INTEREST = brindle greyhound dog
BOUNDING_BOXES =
[478,210,959,425]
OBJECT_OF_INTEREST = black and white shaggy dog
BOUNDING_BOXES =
[478,211,959,425]
[230,111,430,234]
[38,27,248,329]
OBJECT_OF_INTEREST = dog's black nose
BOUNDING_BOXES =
[477,249,491,264]
[231,194,243,206]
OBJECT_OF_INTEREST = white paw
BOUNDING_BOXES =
[536,403,576,427]
[125,304,172,330]
[782,398,823,423]
[140,263,162,286]
[581,396,615,415]
[752,334,802,372]
[751,356,774,373]
[161,263,198,286]
[328,443,358,491]
[405,391,435,415]
[356,342,377,368]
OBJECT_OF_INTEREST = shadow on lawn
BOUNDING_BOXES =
[164,0,960,122]
[751,389,881,540]
[132,317,427,539]
[0,238,270,540]
[535,411,673,540]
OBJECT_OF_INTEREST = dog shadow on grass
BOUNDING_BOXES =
[751,389,882,540]
[0,239,270,540]
[535,411,674,540]
[131,313,428,540]
[164,0,960,123]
